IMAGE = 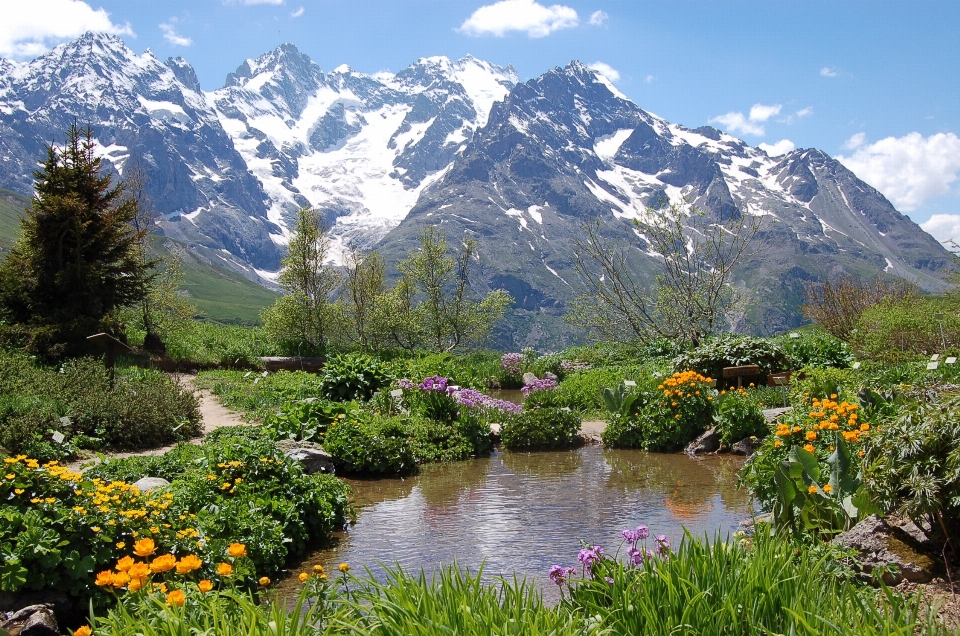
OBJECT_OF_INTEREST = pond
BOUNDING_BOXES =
[277,445,751,600]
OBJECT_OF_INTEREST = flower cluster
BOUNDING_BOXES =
[500,352,523,376]
[521,377,556,397]
[559,360,591,374]
[550,526,672,589]
[453,388,522,415]
[418,376,453,392]
[774,395,868,453]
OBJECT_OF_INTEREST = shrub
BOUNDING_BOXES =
[321,352,389,402]
[195,370,325,420]
[555,367,635,411]
[673,335,788,384]
[407,416,476,463]
[714,390,768,446]
[497,352,524,388]
[322,413,415,475]
[499,408,581,451]
[852,297,960,362]
[261,399,355,443]
[802,275,919,340]
[778,329,854,368]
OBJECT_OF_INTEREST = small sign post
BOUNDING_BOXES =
[722,365,761,389]
[87,333,134,388]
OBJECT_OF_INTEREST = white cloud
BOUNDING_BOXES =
[159,21,192,47]
[645,74,654,83]
[749,103,782,122]
[841,132,867,150]
[0,0,133,58]
[458,0,579,38]
[588,10,608,26]
[837,132,960,212]
[759,139,796,157]
[709,112,765,136]
[795,106,813,118]
[290,6,304,17]
[921,214,960,244]
[820,67,838,77]
[587,61,619,82]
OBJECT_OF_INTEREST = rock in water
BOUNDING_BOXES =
[284,447,336,474]
[685,428,719,455]
[522,372,539,386]
[1,604,60,636]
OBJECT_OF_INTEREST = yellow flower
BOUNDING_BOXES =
[14,488,24,495]
[134,537,156,557]
[822,484,834,493]
[115,556,134,572]
[95,570,114,587]
[808,485,817,494]
[166,589,186,607]
[129,562,150,579]
[774,440,782,447]
[803,444,815,453]
[805,431,817,441]
[217,562,233,576]
[227,542,247,558]
[338,562,350,573]
[111,571,130,588]
[150,554,177,574]
[91,526,101,533]
[221,482,232,490]
[116,542,126,550]
[5,474,13,480]
[299,572,310,582]
[176,554,203,574]
[73,625,92,636]
[313,564,324,574]
[198,580,213,593]
[259,576,271,586]
[128,577,144,592]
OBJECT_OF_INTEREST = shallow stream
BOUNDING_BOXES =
[277,446,751,599]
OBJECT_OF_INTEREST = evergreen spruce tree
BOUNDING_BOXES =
[0,123,151,357]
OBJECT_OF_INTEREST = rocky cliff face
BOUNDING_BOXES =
[0,36,950,347]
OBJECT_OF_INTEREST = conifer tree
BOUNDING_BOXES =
[0,123,151,356]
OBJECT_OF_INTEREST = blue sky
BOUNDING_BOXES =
[4,0,960,240]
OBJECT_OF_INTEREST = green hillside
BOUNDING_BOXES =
[0,187,277,325]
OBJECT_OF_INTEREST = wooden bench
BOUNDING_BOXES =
[722,365,760,389]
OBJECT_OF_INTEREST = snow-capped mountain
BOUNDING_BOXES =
[0,34,950,347]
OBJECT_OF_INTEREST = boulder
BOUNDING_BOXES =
[133,477,170,491]
[543,371,559,382]
[730,437,756,456]
[762,407,793,423]
[685,428,720,455]
[832,515,937,585]
[284,447,336,474]
[522,372,539,385]
[0,591,77,629]
[1,604,60,636]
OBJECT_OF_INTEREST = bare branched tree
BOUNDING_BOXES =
[570,201,762,347]
[802,275,919,340]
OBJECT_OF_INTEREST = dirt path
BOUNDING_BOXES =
[67,375,248,471]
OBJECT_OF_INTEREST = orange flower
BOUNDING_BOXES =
[299,572,310,582]
[822,484,834,493]
[95,570,113,587]
[166,589,186,606]
[227,542,247,558]
[217,562,233,576]
[111,571,130,588]
[313,564,324,574]
[133,538,156,557]
[128,562,150,580]
[803,444,815,453]
[338,562,350,573]
[808,485,817,494]
[115,556,134,572]
[176,554,203,574]
[198,580,213,593]
[128,577,144,592]
[73,626,92,636]
[258,576,271,586]
[774,440,783,447]
[150,554,177,573]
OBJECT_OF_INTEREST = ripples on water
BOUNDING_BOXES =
[279,446,750,599]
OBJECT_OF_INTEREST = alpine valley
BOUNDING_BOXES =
[0,32,951,348]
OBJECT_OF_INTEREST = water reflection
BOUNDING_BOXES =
[277,446,749,600]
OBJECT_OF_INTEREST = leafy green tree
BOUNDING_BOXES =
[392,226,512,352]
[261,206,342,353]
[342,246,386,352]
[570,201,761,348]
[0,123,151,357]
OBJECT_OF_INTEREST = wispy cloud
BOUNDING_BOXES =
[587,61,619,82]
[160,19,192,47]
[709,103,782,136]
[0,0,133,58]
[921,214,960,245]
[290,6,304,17]
[820,66,838,77]
[837,132,960,212]
[588,10,608,26]
[759,139,795,157]
[458,0,579,38]
[645,74,654,83]
[779,106,813,125]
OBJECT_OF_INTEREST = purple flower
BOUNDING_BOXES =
[655,535,670,556]
[396,378,415,390]
[621,525,648,545]
[628,547,654,566]
[548,565,567,585]
[521,377,556,396]
[418,375,449,391]
[636,525,650,540]
[577,548,600,568]
[501,353,523,375]
[605,577,615,586]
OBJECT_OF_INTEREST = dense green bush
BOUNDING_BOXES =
[791,366,860,404]
[143,321,274,366]
[714,390,768,446]
[261,398,355,443]
[674,335,789,385]
[554,367,640,411]
[407,416,477,463]
[852,297,960,362]
[778,329,854,368]
[499,408,581,451]
[322,413,416,475]
[320,352,389,401]
[0,352,200,461]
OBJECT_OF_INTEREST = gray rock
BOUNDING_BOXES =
[285,447,336,474]
[543,371,559,382]
[1,604,60,636]
[133,477,170,492]
[522,372,539,385]
[0,591,77,629]
[730,437,756,456]
[762,407,793,423]
[832,515,936,585]
[685,427,720,455]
